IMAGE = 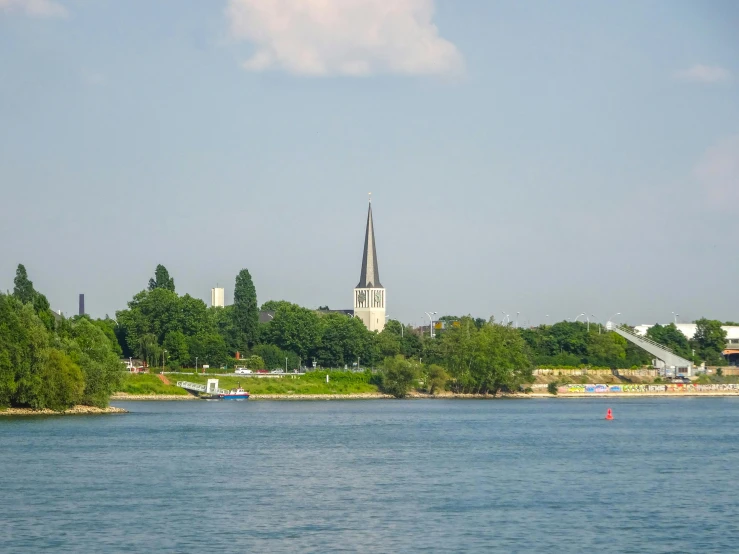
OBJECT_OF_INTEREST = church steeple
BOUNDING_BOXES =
[357,197,382,289]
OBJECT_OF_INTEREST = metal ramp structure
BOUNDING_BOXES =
[607,322,694,376]
[176,378,229,396]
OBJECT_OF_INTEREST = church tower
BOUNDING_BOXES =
[354,197,386,332]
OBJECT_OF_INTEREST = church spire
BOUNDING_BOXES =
[357,196,382,288]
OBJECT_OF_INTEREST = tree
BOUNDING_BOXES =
[13,264,35,304]
[232,269,259,350]
[425,364,449,394]
[315,314,371,367]
[693,318,727,365]
[379,355,419,398]
[11,264,54,330]
[61,318,122,407]
[260,300,294,312]
[586,333,626,368]
[646,324,691,359]
[251,344,299,370]
[243,355,265,370]
[440,317,532,394]
[163,331,190,368]
[264,304,320,359]
[148,264,175,292]
[35,349,84,411]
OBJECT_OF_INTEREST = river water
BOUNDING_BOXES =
[2,398,739,553]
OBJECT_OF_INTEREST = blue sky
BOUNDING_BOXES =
[1,0,737,327]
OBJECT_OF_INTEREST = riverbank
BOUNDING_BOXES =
[534,391,739,398]
[0,405,128,416]
[111,393,197,401]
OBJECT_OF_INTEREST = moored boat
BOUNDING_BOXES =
[218,388,250,400]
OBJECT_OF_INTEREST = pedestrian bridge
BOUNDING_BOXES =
[607,322,694,376]
[176,379,229,396]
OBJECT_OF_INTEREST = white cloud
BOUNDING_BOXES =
[694,135,739,206]
[675,64,730,83]
[225,0,463,76]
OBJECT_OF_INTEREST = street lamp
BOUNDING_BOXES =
[285,357,288,373]
[516,312,520,329]
[424,311,437,338]
[574,313,585,323]
[162,349,167,371]
[195,357,198,373]
[672,312,679,325]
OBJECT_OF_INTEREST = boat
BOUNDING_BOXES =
[218,387,250,400]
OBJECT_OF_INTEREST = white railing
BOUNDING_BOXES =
[616,325,679,355]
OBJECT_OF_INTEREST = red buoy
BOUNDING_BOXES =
[605,408,614,420]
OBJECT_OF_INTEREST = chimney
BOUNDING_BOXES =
[79,294,85,316]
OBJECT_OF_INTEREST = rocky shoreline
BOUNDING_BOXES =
[0,405,128,416]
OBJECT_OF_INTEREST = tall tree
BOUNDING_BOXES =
[692,318,727,365]
[232,269,259,350]
[13,264,35,304]
[148,264,175,292]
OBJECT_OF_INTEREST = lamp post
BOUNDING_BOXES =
[516,312,520,329]
[285,357,288,373]
[162,349,167,371]
[574,313,585,323]
[424,311,437,338]
[545,315,550,326]
[195,357,198,373]
[672,312,679,325]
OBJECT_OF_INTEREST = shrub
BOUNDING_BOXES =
[547,382,558,395]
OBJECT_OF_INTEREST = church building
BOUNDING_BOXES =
[354,198,386,332]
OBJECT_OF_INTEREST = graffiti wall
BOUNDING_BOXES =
[557,383,739,394]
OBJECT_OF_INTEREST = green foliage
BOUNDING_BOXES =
[315,313,370,367]
[251,344,298,370]
[163,330,190,367]
[646,323,692,359]
[11,264,54,330]
[35,349,85,411]
[243,355,265,370]
[232,269,259,350]
[378,355,419,398]
[440,317,533,394]
[260,300,294,312]
[692,318,727,365]
[61,318,123,407]
[425,364,449,394]
[148,264,175,292]
[520,321,651,369]
[264,303,321,359]
[547,382,558,395]
[0,291,119,411]
[13,264,35,304]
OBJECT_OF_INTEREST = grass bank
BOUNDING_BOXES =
[163,371,379,396]
[117,373,189,396]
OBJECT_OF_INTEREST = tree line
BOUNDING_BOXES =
[0,265,122,410]
[2,263,732,406]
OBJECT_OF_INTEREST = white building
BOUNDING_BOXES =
[211,287,225,308]
[353,199,386,332]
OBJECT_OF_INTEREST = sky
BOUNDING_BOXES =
[1,0,737,328]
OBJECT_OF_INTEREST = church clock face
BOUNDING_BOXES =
[374,291,382,304]
[358,291,366,303]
